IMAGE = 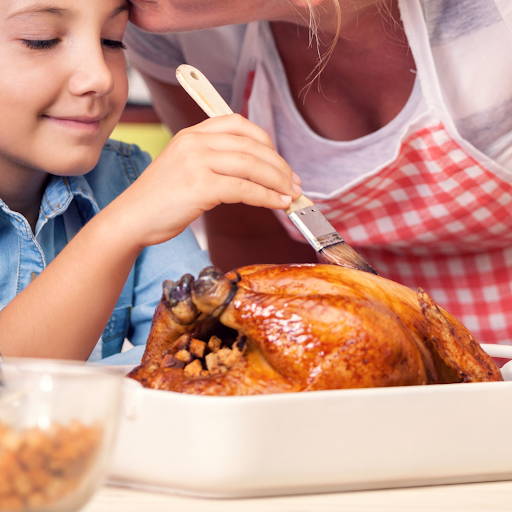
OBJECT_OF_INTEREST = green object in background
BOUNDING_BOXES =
[111,123,171,159]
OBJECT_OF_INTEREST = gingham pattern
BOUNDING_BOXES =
[281,124,512,345]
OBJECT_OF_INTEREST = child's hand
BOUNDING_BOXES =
[111,114,302,248]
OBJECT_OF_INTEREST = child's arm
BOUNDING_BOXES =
[0,115,300,360]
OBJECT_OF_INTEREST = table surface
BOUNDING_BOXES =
[83,481,512,512]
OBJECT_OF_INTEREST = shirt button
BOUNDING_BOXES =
[31,272,39,282]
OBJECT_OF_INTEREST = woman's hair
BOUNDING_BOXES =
[300,0,341,92]
[303,0,384,91]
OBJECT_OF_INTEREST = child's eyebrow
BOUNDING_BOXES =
[7,5,67,21]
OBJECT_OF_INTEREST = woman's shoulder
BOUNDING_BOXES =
[125,22,247,53]
[125,23,248,91]
[83,139,151,208]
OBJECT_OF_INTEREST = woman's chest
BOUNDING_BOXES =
[269,21,417,142]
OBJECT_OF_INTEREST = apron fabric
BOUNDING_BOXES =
[306,124,512,345]
[231,2,512,345]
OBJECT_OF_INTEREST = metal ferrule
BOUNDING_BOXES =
[288,206,344,252]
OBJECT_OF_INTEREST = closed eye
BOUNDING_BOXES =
[21,38,126,51]
[22,39,60,50]
[102,39,126,50]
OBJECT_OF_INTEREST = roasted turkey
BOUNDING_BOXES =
[129,264,501,395]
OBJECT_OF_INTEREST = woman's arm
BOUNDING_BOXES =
[204,203,316,271]
[140,72,206,133]
[140,72,317,271]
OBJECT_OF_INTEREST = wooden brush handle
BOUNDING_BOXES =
[176,65,233,118]
[285,194,313,214]
[176,64,311,214]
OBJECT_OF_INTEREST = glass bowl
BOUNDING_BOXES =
[0,358,124,512]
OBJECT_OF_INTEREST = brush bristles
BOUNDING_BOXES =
[319,243,378,275]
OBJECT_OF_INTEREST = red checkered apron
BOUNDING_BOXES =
[236,20,512,345]
[279,123,512,345]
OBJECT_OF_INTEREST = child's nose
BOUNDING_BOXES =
[68,47,114,97]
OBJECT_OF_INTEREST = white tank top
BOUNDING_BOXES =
[241,21,427,198]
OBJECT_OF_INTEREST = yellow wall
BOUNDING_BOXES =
[111,123,171,160]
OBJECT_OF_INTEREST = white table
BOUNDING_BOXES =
[84,481,512,512]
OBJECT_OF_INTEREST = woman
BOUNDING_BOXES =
[125,0,512,345]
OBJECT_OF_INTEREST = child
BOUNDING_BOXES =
[0,0,301,364]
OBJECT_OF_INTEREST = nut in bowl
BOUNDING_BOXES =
[0,358,124,512]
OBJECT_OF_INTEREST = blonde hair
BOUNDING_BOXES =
[302,0,341,91]
[303,0,385,92]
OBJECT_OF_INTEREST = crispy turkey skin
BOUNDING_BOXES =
[129,264,501,395]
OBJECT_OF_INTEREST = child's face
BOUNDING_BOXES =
[0,0,129,178]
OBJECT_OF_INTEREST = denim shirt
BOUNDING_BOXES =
[0,140,210,365]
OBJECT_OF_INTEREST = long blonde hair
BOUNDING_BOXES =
[302,0,341,90]
[303,0,384,89]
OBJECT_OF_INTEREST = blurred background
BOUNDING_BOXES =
[113,66,170,160]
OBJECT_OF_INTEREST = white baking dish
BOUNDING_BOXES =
[109,370,512,498]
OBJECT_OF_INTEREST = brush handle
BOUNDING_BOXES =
[176,64,310,214]
[285,194,313,214]
[176,65,233,118]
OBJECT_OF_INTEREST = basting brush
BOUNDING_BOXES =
[176,64,377,274]
[286,195,377,273]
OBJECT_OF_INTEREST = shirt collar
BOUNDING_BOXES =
[40,174,100,219]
